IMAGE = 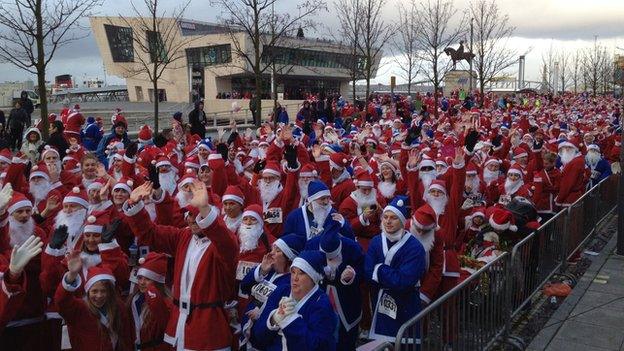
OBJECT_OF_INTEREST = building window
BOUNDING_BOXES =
[262,45,365,73]
[148,88,167,102]
[186,44,232,69]
[135,86,144,101]
[147,30,167,63]
[104,24,134,62]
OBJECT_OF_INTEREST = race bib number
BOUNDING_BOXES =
[129,267,139,284]
[499,194,511,205]
[236,261,259,281]
[378,293,398,320]
[251,280,277,304]
[264,208,283,224]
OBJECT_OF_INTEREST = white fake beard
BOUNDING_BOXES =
[238,223,263,252]
[559,150,576,166]
[411,225,435,252]
[258,148,267,159]
[112,168,123,181]
[248,148,259,159]
[504,178,523,195]
[352,189,378,208]
[8,217,35,248]
[483,169,499,185]
[465,177,481,195]
[29,180,51,203]
[332,169,350,185]
[372,128,381,138]
[311,201,332,231]
[159,171,178,195]
[419,170,436,190]
[377,180,396,199]
[298,179,310,202]
[436,167,448,176]
[425,193,447,216]
[224,214,242,233]
[55,209,86,249]
[80,251,102,269]
[176,190,193,209]
[233,158,244,175]
[259,181,282,205]
[585,151,601,168]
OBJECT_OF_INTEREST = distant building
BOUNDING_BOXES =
[89,17,380,104]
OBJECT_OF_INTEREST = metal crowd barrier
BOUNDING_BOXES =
[395,175,620,351]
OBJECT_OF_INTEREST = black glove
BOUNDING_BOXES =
[50,225,69,250]
[492,134,503,148]
[125,142,138,159]
[148,165,160,190]
[405,126,421,145]
[227,131,239,146]
[284,145,298,169]
[216,143,229,161]
[253,159,266,174]
[153,133,168,148]
[101,219,121,244]
[464,130,480,153]
[533,140,543,150]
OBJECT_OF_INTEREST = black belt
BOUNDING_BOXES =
[173,298,224,315]
[136,338,164,349]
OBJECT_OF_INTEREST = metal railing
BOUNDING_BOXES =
[395,175,620,351]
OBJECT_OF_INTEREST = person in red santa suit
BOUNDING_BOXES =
[456,207,487,254]
[532,151,561,223]
[154,155,179,196]
[123,180,239,351]
[63,104,85,142]
[482,157,503,187]
[0,235,43,332]
[555,139,589,207]
[463,162,488,203]
[486,207,521,247]
[0,186,48,350]
[490,164,533,207]
[27,162,62,232]
[376,157,405,201]
[51,187,89,252]
[129,252,173,351]
[56,260,134,351]
[81,153,103,190]
[315,150,356,207]
[222,185,245,233]
[255,160,298,238]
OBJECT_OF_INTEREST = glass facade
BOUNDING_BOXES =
[262,45,365,71]
[186,44,232,69]
[147,30,167,63]
[104,24,134,63]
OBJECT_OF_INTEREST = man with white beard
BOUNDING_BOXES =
[175,172,197,209]
[222,185,245,233]
[585,144,612,188]
[295,163,318,207]
[492,165,532,205]
[257,161,298,238]
[27,163,62,231]
[0,186,48,350]
[463,162,486,202]
[154,155,179,196]
[283,180,354,240]
[52,186,89,251]
[482,157,503,186]
[555,139,589,207]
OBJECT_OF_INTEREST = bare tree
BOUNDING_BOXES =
[0,0,102,139]
[571,51,581,93]
[212,0,326,126]
[469,0,517,106]
[392,0,421,95]
[116,0,194,132]
[334,0,364,101]
[357,0,391,101]
[581,38,610,96]
[415,0,465,118]
[557,50,570,92]
[540,42,555,91]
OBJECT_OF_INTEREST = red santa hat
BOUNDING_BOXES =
[7,192,32,214]
[428,179,447,195]
[262,161,282,178]
[299,163,318,178]
[354,169,374,188]
[488,208,517,232]
[470,206,486,219]
[87,177,107,192]
[512,147,528,159]
[137,125,153,143]
[177,170,196,190]
[137,252,167,284]
[110,150,124,162]
[379,159,399,174]
[222,185,245,205]
[412,204,439,231]
[483,157,501,168]
[184,155,201,170]
[41,145,60,159]
[390,142,402,156]
[112,114,128,128]
[558,138,579,151]
[242,204,264,224]
[418,158,436,169]
[466,162,478,176]
[507,164,523,178]
[329,153,349,171]
[112,177,134,194]
[241,156,255,170]
[84,211,110,234]
[154,155,173,169]
[0,149,12,164]
[29,162,50,181]
[84,266,115,292]
[63,186,89,209]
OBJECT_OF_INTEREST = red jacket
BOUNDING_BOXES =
[555,155,589,206]
[338,192,386,252]
[532,167,561,214]
[0,270,27,331]
[129,285,173,351]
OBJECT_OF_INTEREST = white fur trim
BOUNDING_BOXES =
[320,240,342,259]
[63,196,89,209]
[207,153,222,161]
[412,217,437,230]
[222,194,244,205]
[45,245,67,257]
[137,268,165,284]
[383,205,406,224]
[62,273,82,292]
[155,160,172,168]
[307,189,330,202]
[29,171,49,181]
[195,205,219,229]
[84,273,115,292]
[123,200,145,216]
[84,225,104,234]
[242,210,263,224]
[356,180,374,188]
[0,155,11,164]
[291,257,322,283]
[8,200,32,214]
[275,238,296,261]
[112,183,131,193]
[97,240,119,252]
[262,168,281,177]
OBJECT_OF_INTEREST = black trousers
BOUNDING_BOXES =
[8,125,23,151]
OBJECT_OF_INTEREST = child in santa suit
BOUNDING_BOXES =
[129,252,173,351]
[56,261,134,351]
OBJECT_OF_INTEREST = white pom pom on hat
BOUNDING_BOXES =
[151,160,156,165]
[342,158,347,164]
[72,186,80,193]
[87,215,96,224]
[138,257,146,265]
[31,165,38,171]
[127,180,134,187]
[397,199,404,207]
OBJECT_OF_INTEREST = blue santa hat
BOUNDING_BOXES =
[197,138,214,151]
[274,234,306,261]
[87,116,96,124]
[383,195,410,225]
[329,144,343,153]
[291,250,325,284]
[307,180,331,203]
[319,225,342,259]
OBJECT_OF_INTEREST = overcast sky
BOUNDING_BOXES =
[0,0,623,86]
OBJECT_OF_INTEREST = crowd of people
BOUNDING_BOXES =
[0,89,621,351]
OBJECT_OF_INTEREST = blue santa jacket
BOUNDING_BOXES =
[95,131,131,167]
[305,235,364,332]
[365,231,426,342]
[81,122,102,151]
[588,158,612,188]
[283,206,354,240]
[251,284,337,351]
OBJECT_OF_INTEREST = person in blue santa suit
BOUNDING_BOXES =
[240,233,306,350]
[305,220,364,350]
[283,180,354,240]
[251,250,338,350]
[585,143,612,188]
[80,116,103,151]
[365,195,426,343]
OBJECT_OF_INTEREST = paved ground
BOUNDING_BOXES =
[528,230,624,351]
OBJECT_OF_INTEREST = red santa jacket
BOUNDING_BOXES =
[129,285,173,351]
[29,188,62,233]
[0,270,27,331]
[123,201,238,351]
[235,233,274,316]
[555,155,589,206]
[532,167,561,214]
[411,229,444,304]
[316,154,357,207]
[338,192,387,252]
[64,111,85,138]
[251,168,298,238]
